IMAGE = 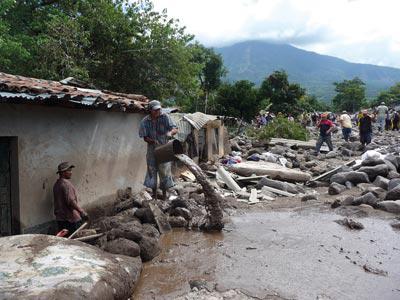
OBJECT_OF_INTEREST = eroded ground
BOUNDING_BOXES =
[133,201,400,300]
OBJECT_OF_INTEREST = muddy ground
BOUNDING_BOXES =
[133,189,400,300]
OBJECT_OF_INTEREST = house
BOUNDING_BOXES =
[0,72,150,236]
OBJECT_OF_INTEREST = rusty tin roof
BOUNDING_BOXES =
[0,72,149,113]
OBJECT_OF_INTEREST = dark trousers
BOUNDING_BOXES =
[360,132,372,145]
[393,121,399,131]
[342,128,352,142]
[315,135,333,153]
[57,220,82,236]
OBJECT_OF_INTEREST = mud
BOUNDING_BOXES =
[133,207,400,300]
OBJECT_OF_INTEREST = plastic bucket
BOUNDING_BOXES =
[154,139,184,164]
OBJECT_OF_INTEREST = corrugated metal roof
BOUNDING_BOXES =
[0,72,149,113]
[183,112,218,130]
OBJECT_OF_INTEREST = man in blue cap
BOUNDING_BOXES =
[139,100,178,200]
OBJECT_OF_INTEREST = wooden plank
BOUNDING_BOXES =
[73,233,104,242]
[249,189,258,203]
[216,166,242,192]
[310,159,357,182]
[260,185,296,197]
[218,125,225,157]
[236,175,269,182]
[206,124,213,161]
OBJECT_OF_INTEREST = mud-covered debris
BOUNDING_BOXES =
[363,264,388,276]
[301,194,318,202]
[331,199,341,208]
[335,218,364,230]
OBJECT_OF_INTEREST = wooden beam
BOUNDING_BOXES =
[260,185,296,197]
[216,166,242,192]
[218,125,225,157]
[206,124,213,161]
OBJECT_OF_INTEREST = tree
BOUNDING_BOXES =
[258,70,305,115]
[0,0,201,101]
[189,43,226,113]
[213,80,259,121]
[371,82,400,107]
[298,94,331,112]
[332,77,366,112]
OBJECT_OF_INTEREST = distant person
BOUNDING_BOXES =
[53,162,88,236]
[359,110,373,147]
[314,113,335,155]
[376,102,388,132]
[339,110,352,142]
[393,111,400,131]
[385,111,392,130]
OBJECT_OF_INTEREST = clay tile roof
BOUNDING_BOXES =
[0,72,149,113]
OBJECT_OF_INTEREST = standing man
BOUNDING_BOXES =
[139,100,178,200]
[339,110,352,142]
[376,102,388,132]
[392,111,400,131]
[314,113,335,155]
[53,162,88,236]
[359,110,373,147]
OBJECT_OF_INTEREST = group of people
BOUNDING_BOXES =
[315,102,399,155]
[54,100,178,236]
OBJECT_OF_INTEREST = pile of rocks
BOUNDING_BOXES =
[328,151,400,214]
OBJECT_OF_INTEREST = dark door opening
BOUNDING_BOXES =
[0,137,19,236]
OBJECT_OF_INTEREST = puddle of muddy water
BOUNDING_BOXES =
[133,209,400,300]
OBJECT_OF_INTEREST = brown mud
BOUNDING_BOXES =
[134,205,400,299]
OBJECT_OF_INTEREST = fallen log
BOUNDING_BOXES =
[175,154,224,231]
[229,161,311,182]
[216,166,242,192]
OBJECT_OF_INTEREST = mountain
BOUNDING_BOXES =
[216,40,400,102]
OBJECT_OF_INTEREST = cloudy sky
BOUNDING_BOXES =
[151,0,400,68]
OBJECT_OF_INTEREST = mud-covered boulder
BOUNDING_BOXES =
[107,222,143,243]
[358,164,389,181]
[384,160,397,172]
[138,236,161,262]
[361,187,387,201]
[141,223,161,239]
[376,200,400,214]
[361,158,385,167]
[328,182,346,195]
[0,234,142,300]
[384,154,399,169]
[97,215,139,232]
[385,185,400,200]
[134,207,155,224]
[388,178,400,191]
[352,192,379,207]
[170,207,193,220]
[330,171,370,185]
[104,238,141,257]
[373,176,389,190]
[168,216,188,227]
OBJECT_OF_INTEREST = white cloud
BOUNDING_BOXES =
[151,0,400,68]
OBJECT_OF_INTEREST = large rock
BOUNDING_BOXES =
[373,176,389,190]
[388,178,400,191]
[134,207,155,224]
[388,171,400,179]
[385,185,400,200]
[361,158,385,167]
[0,234,142,299]
[384,154,399,169]
[138,236,161,262]
[328,182,346,195]
[104,238,141,257]
[330,171,370,185]
[376,200,400,214]
[256,177,298,194]
[361,187,387,201]
[168,216,188,227]
[358,165,389,181]
[170,207,193,220]
[383,160,397,172]
[352,192,379,207]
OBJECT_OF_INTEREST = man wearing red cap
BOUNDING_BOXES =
[314,113,335,155]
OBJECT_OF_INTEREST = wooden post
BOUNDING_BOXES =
[206,124,213,161]
[218,124,224,157]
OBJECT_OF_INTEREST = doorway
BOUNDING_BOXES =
[0,137,19,236]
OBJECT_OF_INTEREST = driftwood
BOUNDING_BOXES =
[260,185,296,197]
[229,161,311,183]
[175,154,224,231]
[216,166,242,192]
[73,233,104,242]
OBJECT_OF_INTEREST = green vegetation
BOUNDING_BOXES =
[370,83,400,107]
[247,117,309,141]
[332,77,367,112]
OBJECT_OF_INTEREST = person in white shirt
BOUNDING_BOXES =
[339,110,352,142]
[376,102,388,132]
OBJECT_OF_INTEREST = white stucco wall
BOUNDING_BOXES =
[0,104,147,232]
